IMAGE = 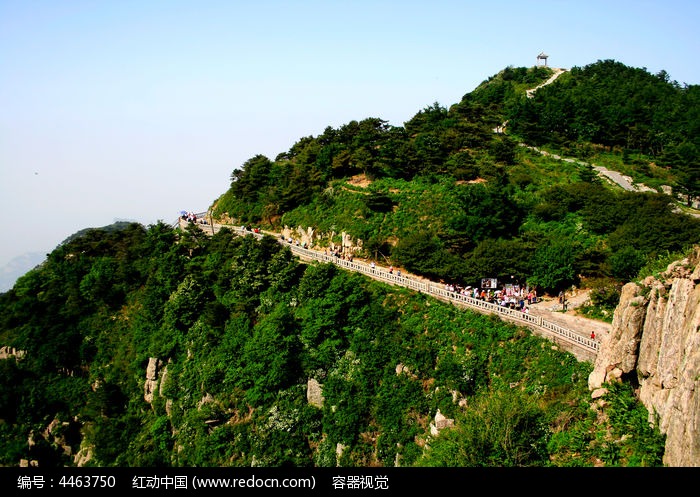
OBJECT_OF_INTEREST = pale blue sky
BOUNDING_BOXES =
[1,0,699,272]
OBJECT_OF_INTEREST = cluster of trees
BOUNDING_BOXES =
[506,60,700,203]
[214,68,525,225]
[0,223,665,467]
[213,61,700,300]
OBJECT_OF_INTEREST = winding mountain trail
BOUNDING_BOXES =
[184,217,606,362]
[520,144,656,192]
[500,69,700,217]
[521,144,700,217]
[494,67,567,134]
[526,67,567,98]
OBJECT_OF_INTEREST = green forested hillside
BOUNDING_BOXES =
[212,60,700,308]
[1,59,694,468]
[0,223,665,467]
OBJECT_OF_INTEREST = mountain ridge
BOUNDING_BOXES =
[1,58,697,468]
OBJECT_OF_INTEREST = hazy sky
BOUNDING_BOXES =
[1,0,699,271]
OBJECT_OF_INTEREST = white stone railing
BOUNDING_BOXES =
[182,221,600,358]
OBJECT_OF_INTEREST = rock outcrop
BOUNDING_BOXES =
[144,357,162,404]
[589,246,700,467]
[429,409,454,436]
[0,346,25,360]
[306,378,324,408]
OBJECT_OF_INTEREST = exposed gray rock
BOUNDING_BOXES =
[0,346,25,360]
[307,378,324,408]
[198,393,215,410]
[73,446,93,467]
[589,246,700,466]
[144,357,161,404]
[294,226,315,247]
[430,409,454,436]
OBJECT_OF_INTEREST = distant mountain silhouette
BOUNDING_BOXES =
[0,252,46,292]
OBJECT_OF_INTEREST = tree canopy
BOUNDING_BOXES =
[0,223,665,467]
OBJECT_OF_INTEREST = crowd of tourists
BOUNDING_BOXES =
[181,211,208,225]
[439,283,539,312]
[230,225,541,313]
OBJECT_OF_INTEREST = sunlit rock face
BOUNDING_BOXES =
[589,246,700,467]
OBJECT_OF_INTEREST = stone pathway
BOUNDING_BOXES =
[190,219,606,359]
[195,218,612,342]
[527,289,611,341]
[526,67,567,98]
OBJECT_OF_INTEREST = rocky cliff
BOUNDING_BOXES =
[588,246,700,467]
